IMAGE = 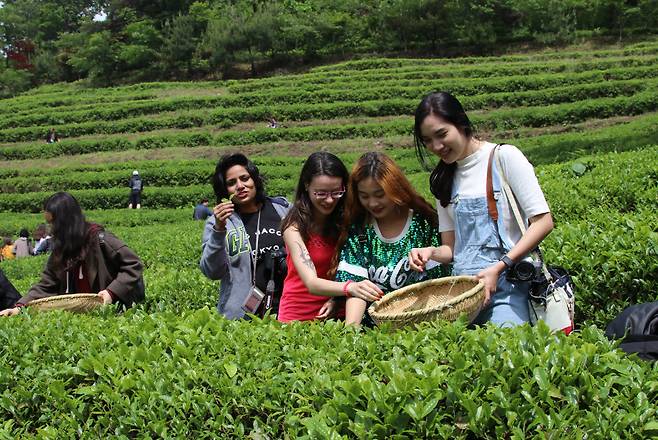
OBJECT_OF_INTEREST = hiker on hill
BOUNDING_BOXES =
[128,170,143,209]
[45,128,59,143]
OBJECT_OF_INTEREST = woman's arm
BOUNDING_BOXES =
[283,226,382,302]
[409,231,455,271]
[199,215,230,280]
[476,212,553,301]
[345,297,368,325]
[101,231,143,304]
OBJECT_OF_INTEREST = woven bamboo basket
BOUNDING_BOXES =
[27,293,104,313]
[368,276,485,328]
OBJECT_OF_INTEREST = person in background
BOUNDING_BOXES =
[409,91,553,327]
[12,229,33,258]
[193,198,213,220]
[1,237,15,262]
[0,192,144,317]
[33,224,47,255]
[34,231,53,255]
[278,152,383,323]
[331,152,450,326]
[200,153,290,319]
[128,170,143,209]
[45,128,59,143]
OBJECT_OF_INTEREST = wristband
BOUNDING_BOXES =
[343,280,354,297]
[499,255,514,270]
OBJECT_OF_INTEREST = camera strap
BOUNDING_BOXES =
[489,145,552,282]
[251,209,262,287]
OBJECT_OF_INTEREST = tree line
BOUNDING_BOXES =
[1,0,657,96]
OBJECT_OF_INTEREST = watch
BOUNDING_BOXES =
[499,255,514,269]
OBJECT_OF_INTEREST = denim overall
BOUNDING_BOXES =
[451,160,530,327]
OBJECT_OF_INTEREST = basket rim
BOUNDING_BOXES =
[26,293,102,306]
[368,276,484,321]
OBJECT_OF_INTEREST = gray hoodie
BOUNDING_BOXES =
[200,196,290,319]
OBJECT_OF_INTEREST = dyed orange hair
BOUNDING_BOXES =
[328,151,437,277]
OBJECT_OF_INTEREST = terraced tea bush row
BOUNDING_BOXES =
[5,63,658,130]
[310,44,658,71]
[6,86,658,144]
[0,82,224,119]
[0,132,213,161]
[0,311,656,438]
[0,108,658,170]
[0,93,158,118]
[0,208,195,237]
[0,161,301,193]
[6,77,654,131]
[0,186,216,213]
[261,65,658,97]
[227,54,658,92]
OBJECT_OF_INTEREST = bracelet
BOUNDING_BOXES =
[343,280,354,297]
[499,255,514,270]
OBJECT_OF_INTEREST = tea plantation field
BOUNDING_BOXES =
[1,40,657,438]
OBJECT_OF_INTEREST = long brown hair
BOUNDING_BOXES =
[328,152,437,277]
[280,151,349,242]
[44,192,100,271]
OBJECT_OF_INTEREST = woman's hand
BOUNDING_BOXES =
[212,200,235,231]
[315,298,336,320]
[97,290,113,305]
[0,307,21,317]
[475,263,504,305]
[408,247,435,272]
[347,280,383,302]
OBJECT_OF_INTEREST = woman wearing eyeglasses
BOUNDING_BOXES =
[278,152,384,322]
[329,152,450,325]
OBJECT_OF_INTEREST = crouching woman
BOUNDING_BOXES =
[0,192,144,316]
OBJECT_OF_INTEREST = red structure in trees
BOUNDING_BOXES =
[6,39,35,70]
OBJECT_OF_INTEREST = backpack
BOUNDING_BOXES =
[0,269,21,310]
[605,301,658,361]
[98,232,145,307]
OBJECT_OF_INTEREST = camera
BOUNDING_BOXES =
[506,260,542,282]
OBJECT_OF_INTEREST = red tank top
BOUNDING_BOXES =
[278,233,338,322]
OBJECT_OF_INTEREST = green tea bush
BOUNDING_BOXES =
[539,146,658,220]
[0,312,656,438]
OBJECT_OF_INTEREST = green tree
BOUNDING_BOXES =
[118,20,161,73]
[67,30,118,85]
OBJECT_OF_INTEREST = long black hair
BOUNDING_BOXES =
[44,192,93,270]
[211,153,266,205]
[414,91,474,207]
[281,151,349,242]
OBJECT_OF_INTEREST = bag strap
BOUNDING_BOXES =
[489,144,553,281]
[486,146,499,221]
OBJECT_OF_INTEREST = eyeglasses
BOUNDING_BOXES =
[312,189,346,200]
